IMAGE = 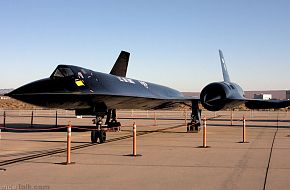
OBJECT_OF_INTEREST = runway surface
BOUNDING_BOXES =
[0,110,289,190]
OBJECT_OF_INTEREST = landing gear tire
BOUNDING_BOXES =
[91,130,106,144]
[91,130,99,143]
[99,130,106,144]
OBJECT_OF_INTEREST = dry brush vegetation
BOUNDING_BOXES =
[0,98,40,110]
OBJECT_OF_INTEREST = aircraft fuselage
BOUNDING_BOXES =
[8,65,192,112]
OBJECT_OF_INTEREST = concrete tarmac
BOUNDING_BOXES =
[0,110,289,190]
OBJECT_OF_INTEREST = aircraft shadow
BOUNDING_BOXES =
[206,123,290,128]
[0,123,90,133]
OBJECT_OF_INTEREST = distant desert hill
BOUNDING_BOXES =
[0,89,13,95]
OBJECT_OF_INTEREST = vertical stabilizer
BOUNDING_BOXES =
[219,49,231,82]
[110,51,130,77]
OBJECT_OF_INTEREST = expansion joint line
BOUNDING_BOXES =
[263,123,279,190]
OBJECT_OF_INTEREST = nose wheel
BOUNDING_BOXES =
[91,116,107,144]
[91,109,121,143]
[91,130,107,144]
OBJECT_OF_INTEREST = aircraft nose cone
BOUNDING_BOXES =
[4,90,14,97]
[3,78,58,107]
[4,88,23,98]
[4,78,54,100]
[5,85,32,97]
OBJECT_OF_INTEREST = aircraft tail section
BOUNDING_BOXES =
[110,51,130,77]
[219,49,231,82]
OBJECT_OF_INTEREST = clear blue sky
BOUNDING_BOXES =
[0,0,290,91]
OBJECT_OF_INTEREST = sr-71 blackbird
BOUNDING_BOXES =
[6,50,290,143]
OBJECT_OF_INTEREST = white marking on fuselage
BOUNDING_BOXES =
[116,76,135,84]
[139,81,149,89]
[115,76,149,89]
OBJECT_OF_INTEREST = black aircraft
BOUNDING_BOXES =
[6,50,290,143]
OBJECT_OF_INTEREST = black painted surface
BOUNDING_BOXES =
[7,65,194,112]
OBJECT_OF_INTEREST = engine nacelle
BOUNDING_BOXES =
[200,82,244,111]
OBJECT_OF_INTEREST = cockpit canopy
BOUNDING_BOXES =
[52,67,75,78]
[49,65,99,91]
[50,65,95,80]
[50,65,76,79]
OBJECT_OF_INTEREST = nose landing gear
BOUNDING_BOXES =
[91,130,107,144]
[91,116,107,144]
[91,109,121,143]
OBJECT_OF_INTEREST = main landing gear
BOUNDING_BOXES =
[187,101,201,133]
[105,109,121,131]
[91,109,121,144]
